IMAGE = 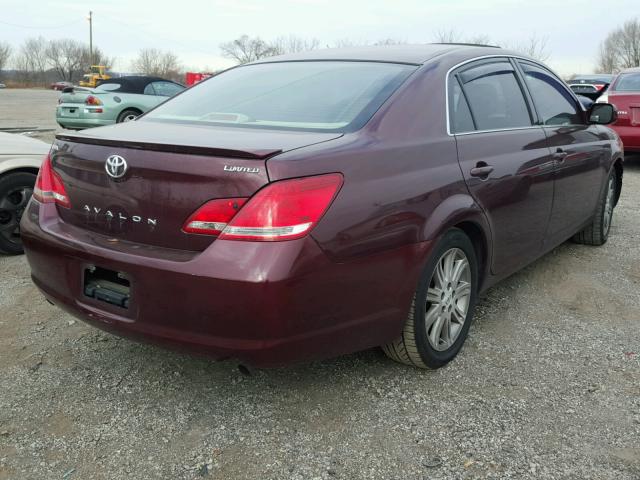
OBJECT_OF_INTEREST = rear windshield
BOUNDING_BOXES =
[142,61,416,132]
[612,73,640,92]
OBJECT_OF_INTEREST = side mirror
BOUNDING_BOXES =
[589,103,617,125]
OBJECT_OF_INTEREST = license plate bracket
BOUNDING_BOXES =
[84,266,131,309]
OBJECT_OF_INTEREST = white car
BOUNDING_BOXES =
[0,132,48,254]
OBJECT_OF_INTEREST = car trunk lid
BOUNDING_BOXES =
[609,92,640,127]
[51,123,342,251]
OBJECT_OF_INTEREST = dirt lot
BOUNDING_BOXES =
[1,89,640,480]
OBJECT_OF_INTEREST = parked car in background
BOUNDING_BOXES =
[22,45,623,368]
[0,83,6,89]
[567,74,614,101]
[50,81,73,91]
[598,68,640,152]
[0,132,47,254]
[56,76,184,130]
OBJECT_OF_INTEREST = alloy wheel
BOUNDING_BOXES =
[425,248,472,351]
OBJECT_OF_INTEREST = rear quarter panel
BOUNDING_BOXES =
[267,59,489,264]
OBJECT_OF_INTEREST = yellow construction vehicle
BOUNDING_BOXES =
[78,65,111,88]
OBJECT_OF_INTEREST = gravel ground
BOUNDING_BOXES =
[1,89,640,479]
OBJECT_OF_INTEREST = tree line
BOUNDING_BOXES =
[1,18,638,87]
[0,38,181,86]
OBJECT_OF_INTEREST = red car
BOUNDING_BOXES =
[599,67,640,152]
[50,81,73,91]
[21,45,623,368]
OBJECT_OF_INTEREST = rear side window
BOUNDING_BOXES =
[151,81,183,97]
[458,62,532,131]
[613,73,640,92]
[519,62,582,126]
[449,77,475,133]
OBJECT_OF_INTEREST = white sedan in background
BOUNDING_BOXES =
[0,132,48,254]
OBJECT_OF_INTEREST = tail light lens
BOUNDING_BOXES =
[219,173,343,241]
[85,95,102,106]
[182,198,247,235]
[33,154,71,208]
[594,84,606,91]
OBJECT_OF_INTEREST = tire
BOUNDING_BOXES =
[0,172,37,255]
[572,169,617,246]
[383,228,478,369]
[116,109,141,123]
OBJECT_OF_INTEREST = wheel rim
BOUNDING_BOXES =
[123,113,138,122]
[0,186,33,246]
[425,248,472,351]
[603,176,615,236]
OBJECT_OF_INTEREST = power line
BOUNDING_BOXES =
[0,18,83,30]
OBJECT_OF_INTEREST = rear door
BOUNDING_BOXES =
[451,58,555,276]
[516,60,608,245]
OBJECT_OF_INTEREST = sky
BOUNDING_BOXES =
[1,0,639,76]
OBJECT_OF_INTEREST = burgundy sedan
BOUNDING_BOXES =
[21,45,623,368]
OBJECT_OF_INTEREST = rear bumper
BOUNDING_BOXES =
[610,125,640,152]
[21,201,430,367]
[56,106,115,129]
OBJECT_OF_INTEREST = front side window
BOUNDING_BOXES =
[143,61,417,132]
[519,62,582,126]
[458,62,532,131]
[612,73,640,92]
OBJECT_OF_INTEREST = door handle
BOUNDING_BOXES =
[552,149,568,163]
[470,164,494,178]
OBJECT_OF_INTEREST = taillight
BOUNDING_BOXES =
[85,95,102,106]
[182,198,247,235]
[33,154,71,208]
[219,173,343,241]
[594,84,606,91]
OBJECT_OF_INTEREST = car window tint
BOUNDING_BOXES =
[143,61,416,133]
[151,81,184,97]
[143,84,156,95]
[450,77,475,133]
[461,66,531,131]
[519,63,582,126]
[613,73,640,91]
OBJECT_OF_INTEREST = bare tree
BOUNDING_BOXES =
[0,42,11,73]
[271,35,320,55]
[13,37,49,84]
[508,34,551,62]
[433,30,491,46]
[596,35,620,73]
[220,35,277,64]
[596,18,640,72]
[131,48,180,77]
[434,29,462,43]
[373,38,407,46]
[45,39,88,81]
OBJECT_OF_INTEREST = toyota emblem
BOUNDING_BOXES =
[105,155,128,179]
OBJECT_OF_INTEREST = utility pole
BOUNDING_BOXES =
[88,11,93,65]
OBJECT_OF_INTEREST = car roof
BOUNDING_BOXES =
[251,43,503,66]
[98,76,179,94]
[620,67,640,74]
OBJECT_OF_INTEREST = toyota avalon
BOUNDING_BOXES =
[21,45,623,368]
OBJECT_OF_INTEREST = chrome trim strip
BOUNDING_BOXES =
[445,54,584,137]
